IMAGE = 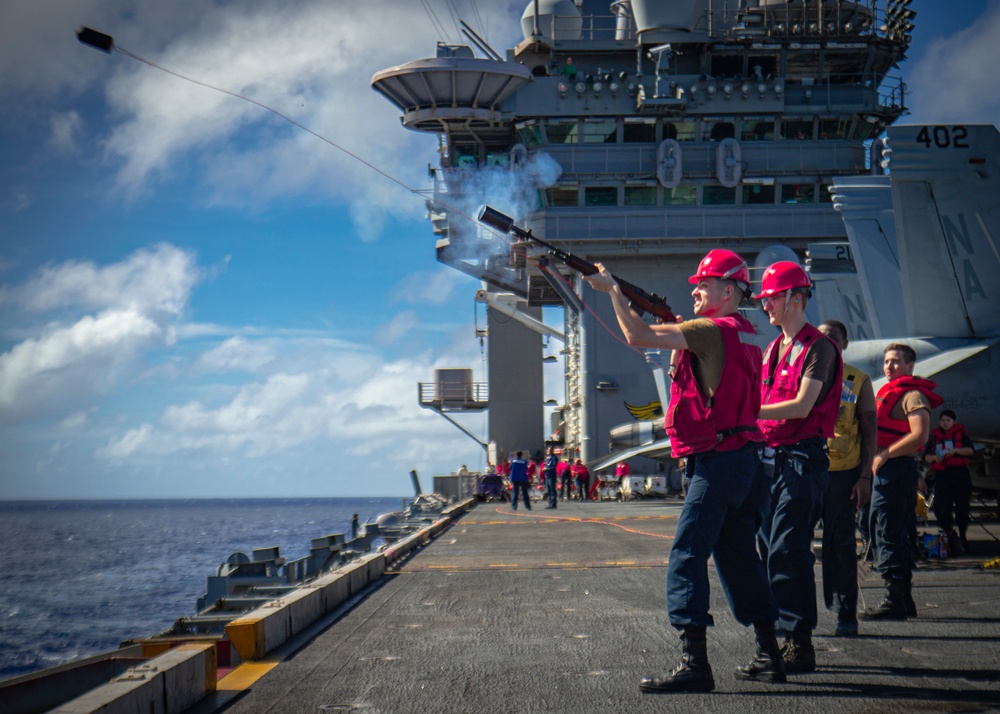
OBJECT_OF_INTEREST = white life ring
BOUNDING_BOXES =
[510,143,528,169]
[657,139,682,188]
[716,138,742,188]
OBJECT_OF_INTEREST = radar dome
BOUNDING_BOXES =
[521,0,582,42]
[754,244,800,273]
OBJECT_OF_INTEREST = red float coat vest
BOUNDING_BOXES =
[875,376,943,448]
[665,314,763,457]
[760,323,842,447]
[927,423,971,471]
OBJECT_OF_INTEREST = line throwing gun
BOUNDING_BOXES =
[477,205,677,323]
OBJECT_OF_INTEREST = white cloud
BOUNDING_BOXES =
[0,244,200,423]
[0,309,161,410]
[394,269,469,306]
[92,0,524,238]
[96,343,484,470]
[1,243,199,318]
[48,111,83,154]
[375,310,419,347]
[197,336,275,372]
[905,2,1000,125]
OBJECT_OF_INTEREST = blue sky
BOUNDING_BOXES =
[1,0,998,499]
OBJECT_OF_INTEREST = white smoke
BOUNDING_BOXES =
[439,151,563,261]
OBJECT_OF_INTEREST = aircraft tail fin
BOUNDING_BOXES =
[885,124,1000,338]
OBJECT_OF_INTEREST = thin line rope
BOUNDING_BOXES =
[111,42,656,362]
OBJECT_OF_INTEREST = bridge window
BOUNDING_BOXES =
[819,183,834,203]
[707,121,736,141]
[517,122,544,148]
[453,146,478,168]
[485,152,510,168]
[585,186,618,206]
[742,120,775,141]
[583,120,618,143]
[664,121,697,142]
[703,186,736,205]
[623,119,656,143]
[818,118,849,140]
[663,184,697,206]
[781,183,815,204]
[624,185,657,206]
[781,119,814,141]
[743,184,776,205]
[546,186,579,207]
[546,120,579,144]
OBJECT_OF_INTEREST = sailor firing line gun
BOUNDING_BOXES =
[477,206,678,325]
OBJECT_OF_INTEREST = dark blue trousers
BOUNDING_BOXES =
[667,446,777,629]
[822,466,860,620]
[932,467,972,534]
[545,474,558,507]
[871,456,917,576]
[759,438,828,633]
[511,482,532,510]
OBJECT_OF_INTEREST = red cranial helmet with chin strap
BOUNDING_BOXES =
[752,260,811,300]
[689,249,750,288]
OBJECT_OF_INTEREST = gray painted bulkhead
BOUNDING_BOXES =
[487,304,545,461]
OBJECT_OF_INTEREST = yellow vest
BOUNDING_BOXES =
[827,362,869,471]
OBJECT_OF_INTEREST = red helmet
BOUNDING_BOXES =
[752,261,811,300]
[688,249,750,287]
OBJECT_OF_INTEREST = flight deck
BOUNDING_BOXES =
[213,500,1000,714]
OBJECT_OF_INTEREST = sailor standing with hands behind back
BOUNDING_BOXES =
[755,261,842,674]
[586,249,783,693]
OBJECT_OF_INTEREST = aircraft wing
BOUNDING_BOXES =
[588,437,673,472]
[868,338,997,392]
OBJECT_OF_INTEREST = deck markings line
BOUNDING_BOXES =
[216,661,280,691]
[491,505,675,539]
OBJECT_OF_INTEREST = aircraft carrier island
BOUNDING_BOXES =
[372,0,1000,497]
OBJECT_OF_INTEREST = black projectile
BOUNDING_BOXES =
[77,27,114,53]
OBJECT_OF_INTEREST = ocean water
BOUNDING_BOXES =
[0,497,403,681]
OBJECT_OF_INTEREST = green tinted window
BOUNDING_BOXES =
[742,120,774,141]
[818,119,849,140]
[663,185,697,206]
[664,121,697,142]
[703,186,736,205]
[583,120,618,143]
[707,121,735,141]
[454,146,477,168]
[547,121,579,144]
[781,184,815,204]
[585,186,618,206]
[624,186,657,206]
[742,184,775,205]
[485,153,509,168]
[546,186,579,207]
[781,119,814,140]
[819,184,834,203]
[623,120,656,143]
[517,122,544,148]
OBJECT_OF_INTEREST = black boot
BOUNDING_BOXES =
[781,629,816,674]
[903,572,917,618]
[861,576,907,621]
[640,626,715,693]
[735,620,787,683]
[948,529,964,557]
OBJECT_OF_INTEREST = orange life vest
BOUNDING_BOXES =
[875,376,943,448]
